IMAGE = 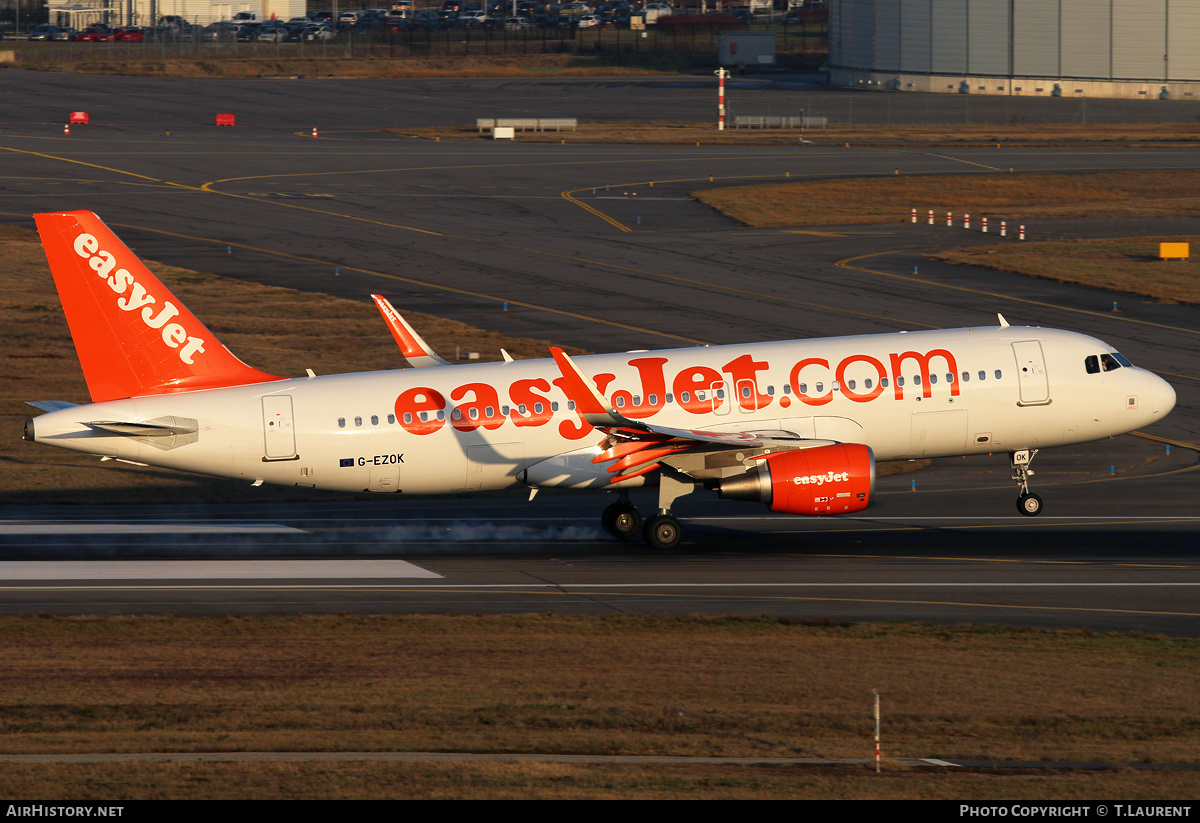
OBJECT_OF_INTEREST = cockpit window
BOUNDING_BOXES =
[1087,353,1132,373]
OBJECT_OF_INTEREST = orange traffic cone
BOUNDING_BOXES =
[311,127,318,138]
[63,123,70,135]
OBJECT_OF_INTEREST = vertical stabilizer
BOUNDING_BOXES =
[35,210,282,402]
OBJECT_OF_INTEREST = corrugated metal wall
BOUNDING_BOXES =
[830,0,1200,83]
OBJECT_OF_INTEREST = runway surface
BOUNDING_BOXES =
[2,72,1198,632]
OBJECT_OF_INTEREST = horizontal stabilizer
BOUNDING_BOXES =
[85,417,199,437]
[28,401,81,412]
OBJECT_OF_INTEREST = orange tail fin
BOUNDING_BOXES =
[35,211,282,402]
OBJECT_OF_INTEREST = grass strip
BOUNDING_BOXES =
[932,237,1200,308]
[693,169,1200,227]
[0,615,1196,799]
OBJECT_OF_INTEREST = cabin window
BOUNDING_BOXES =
[831,381,839,392]
[697,390,707,401]
[928,374,937,384]
[913,375,922,385]
[799,383,808,395]
[371,415,379,426]
[880,378,889,388]
[961,372,970,383]
[518,404,527,415]
[896,377,905,387]
[354,416,362,427]
[648,394,658,405]
[551,402,560,412]
[452,408,463,421]
[419,412,428,422]
[1100,353,1123,372]
[388,414,396,424]
[994,370,1003,379]
[946,373,955,384]
[403,413,412,424]
[485,406,495,418]
[615,396,626,408]
[665,394,674,404]
[534,402,544,414]
[338,418,346,429]
[681,391,691,403]
[436,411,445,421]
[502,405,510,416]
[715,389,724,399]
[978,371,986,381]
[741,386,751,399]
[633,395,641,405]
[767,385,775,396]
[847,380,856,391]
[568,401,576,411]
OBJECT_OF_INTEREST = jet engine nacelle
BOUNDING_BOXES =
[715,443,875,515]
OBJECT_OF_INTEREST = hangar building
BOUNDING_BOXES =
[827,0,1200,100]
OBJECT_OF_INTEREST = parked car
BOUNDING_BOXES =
[49,26,78,40]
[72,26,110,41]
[28,25,73,40]
[201,22,238,41]
[577,13,600,27]
[117,26,147,41]
[287,23,336,41]
[230,11,267,25]
[504,16,532,30]
[256,23,289,42]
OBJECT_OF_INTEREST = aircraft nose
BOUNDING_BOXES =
[1152,373,1176,420]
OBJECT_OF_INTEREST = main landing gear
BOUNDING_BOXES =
[601,495,642,540]
[601,473,694,550]
[1010,448,1043,516]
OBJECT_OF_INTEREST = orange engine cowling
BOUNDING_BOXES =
[715,443,875,515]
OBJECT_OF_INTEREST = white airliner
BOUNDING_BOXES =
[24,211,1176,548]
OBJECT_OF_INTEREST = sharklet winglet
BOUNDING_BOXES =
[371,294,452,368]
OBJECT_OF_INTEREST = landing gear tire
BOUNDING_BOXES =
[602,502,642,540]
[1017,492,1043,517]
[642,514,682,550]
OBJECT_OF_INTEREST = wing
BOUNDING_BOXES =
[549,347,836,484]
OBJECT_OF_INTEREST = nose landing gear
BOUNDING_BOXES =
[1011,449,1042,516]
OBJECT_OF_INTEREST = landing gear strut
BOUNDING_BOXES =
[1010,449,1042,516]
[600,473,695,549]
[641,472,694,550]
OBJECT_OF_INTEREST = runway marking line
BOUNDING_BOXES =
[837,251,1200,338]
[7,585,1186,620]
[85,218,708,347]
[26,214,920,341]
[11,144,1200,342]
